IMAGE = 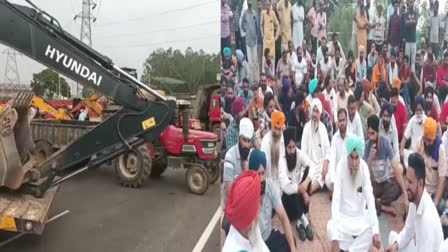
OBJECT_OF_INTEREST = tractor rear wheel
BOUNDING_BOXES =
[114,145,151,188]
[185,164,208,195]
[34,140,54,165]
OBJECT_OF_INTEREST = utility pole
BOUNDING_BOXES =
[2,49,21,85]
[74,0,97,98]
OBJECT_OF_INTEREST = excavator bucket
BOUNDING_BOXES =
[0,91,35,189]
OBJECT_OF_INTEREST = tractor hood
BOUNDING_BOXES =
[188,128,218,141]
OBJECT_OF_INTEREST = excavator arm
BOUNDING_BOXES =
[31,96,72,120]
[0,0,176,197]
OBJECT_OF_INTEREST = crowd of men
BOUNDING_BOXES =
[221,0,448,251]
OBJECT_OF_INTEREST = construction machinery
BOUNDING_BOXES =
[30,95,72,120]
[0,0,218,234]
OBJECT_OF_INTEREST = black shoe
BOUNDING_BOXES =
[305,224,314,241]
[297,224,306,241]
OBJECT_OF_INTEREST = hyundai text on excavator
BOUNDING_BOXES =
[0,0,218,234]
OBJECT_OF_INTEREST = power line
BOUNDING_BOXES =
[95,0,217,27]
[102,35,217,49]
[94,20,217,39]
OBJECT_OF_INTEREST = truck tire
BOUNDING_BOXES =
[113,145,151,188]
[34,140,54,165]
[185,164,208,195]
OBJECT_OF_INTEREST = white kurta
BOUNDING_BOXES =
[347,112,364,140]
[291,56,307,88]
[222,225,270,252]
[301,120,330,188]
[260,130,284,192]
[327,158,379,252]
[388,189,444,252]
[279,148,312,195]
[327,131,347,190]
[292,4,304,51]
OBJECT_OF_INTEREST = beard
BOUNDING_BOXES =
[312,118,319,132]
[248,219,264,251]
[239,142,250,160]
[383,120,390,131]
[350,166,361,185]
[425,143,435,156]
[286,152,297,171]
[244,90,248,97]
[298,56,303,62]
[260,180,266,195]
[416,114,423,124]
[270,137,281,177]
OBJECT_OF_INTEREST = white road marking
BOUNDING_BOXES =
[0,210,70,247]
[192,206,221,252]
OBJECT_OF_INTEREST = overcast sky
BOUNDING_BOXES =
[0,0,219,96]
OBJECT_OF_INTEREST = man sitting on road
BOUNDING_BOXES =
[222,171,269,252]
[386,153,444,252]
[347,94,364,139]
[279,126,313,242]
[301,98,330,194]
[400,96,426,167]
[249,149,296,252]
[225,97,247,151]
[415,117,447,214]
[364,115,409,216]
[222,118,254,233]
[328,134,382,252]
[379,102,400,164]
[261,110,285,192]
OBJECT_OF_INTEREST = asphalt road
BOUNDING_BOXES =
[0,166,220,252]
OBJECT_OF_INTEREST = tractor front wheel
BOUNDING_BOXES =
[114,145,152,188]
[185,164,208,195]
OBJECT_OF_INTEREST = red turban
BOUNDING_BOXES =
[232,97,245,116]
[361,79,372,92]
[225,171,261,230]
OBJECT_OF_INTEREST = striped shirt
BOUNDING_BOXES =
[221,4,233,38]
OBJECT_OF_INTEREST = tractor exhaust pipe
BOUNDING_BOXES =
[182,110,189,140]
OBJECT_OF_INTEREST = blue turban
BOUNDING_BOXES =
[346,135,364,157]
[223,47,232,57]
[380,102,393,118]
[309,78,318,95]
[282,78,291,94]
[415,96,425,112]
[236,49,244,61]
[249,149,267,171]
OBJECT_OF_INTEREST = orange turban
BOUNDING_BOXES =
[271,110,285,129]
[392,78,401,90]
[424,117,437,141]
[361,79,372,92]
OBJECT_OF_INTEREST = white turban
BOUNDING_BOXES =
[239,118,254,139]
[311,98,322,115]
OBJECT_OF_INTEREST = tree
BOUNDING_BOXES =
[140,47,220,93]
[82,87,95,98]
[30,68,71,99]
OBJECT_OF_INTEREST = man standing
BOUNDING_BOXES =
[277,0,292,49]
[356,1,369,54]
[327,108,349,192]
[373,5,385,50]
[404,0,418,72]
[223,171,269,252]
[386,153,444,252]
[248,149,297,252]
[316,0,327,44]
[301,98,330,194]
[225,97,246,151]
[415,117,447,214]
[328,135,382,252]
[261,110,285,192]
[221,0,233,61]
[364,115,408,216]
[241,1,259,83]
[307,0,318,53]
[428,1,442,60]
[387,0,400,55]
[230,0,245,56]
[261,0,280,65]
[291,0,305,51]
[279,126,314,241]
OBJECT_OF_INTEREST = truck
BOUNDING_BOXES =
[0,0,218,235]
